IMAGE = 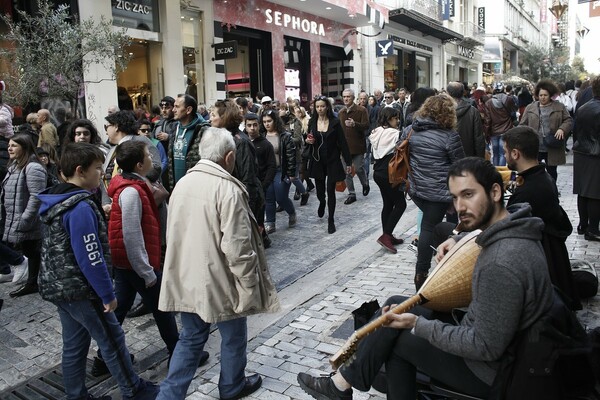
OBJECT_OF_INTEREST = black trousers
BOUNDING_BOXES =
[373,169,407,235]
[339,295,491,399]
[577,195,600,234]
[315,177,337,223]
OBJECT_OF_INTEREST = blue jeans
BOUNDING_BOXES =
[56,299,140,399]
[113,268,178,354]
[0,242,24,273]
[490,135,506,166]
[292,163,307,194]
[411,196,450,275]
[158,313,248,400]
[265,169,295,223]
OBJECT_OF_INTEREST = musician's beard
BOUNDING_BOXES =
[458,194,495,231]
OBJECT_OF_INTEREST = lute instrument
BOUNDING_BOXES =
[329,229,482,370]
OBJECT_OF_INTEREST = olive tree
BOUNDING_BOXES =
[0,0,131,114]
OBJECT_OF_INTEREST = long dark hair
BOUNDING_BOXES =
[260,109,286,134]
[9,133,41,169]
[308,96,335,131]
[65,119,102,145]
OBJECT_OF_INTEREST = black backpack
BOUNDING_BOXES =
[489,290,596,400]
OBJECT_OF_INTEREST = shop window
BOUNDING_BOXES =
[415,55,431,88]
[284,36,310,101]
[117,41,153,112]
[384,49,399,92]
[320,44,348,98]
[181,9,204,102]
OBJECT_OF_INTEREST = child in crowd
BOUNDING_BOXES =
[37,142,159,400]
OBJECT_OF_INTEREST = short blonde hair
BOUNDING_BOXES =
[415,94,457,131]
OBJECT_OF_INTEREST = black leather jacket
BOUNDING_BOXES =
[277,131,297,179]
[573,97,600,157]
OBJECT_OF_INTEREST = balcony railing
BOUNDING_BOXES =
[398,0,442,23]
[460,21,485,43]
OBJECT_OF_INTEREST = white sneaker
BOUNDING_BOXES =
[12,257,28,284]
[0,272,14,283]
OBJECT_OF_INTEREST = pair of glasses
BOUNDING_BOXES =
[139,128,150,133]
[385,96,393,99]
[104,124,112,131]
[314,95,327,101]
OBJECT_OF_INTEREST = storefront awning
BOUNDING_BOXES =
[388,8,463,43]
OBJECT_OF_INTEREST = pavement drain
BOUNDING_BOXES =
[0,351,168,400]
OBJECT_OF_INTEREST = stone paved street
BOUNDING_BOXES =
[1,153,599,399]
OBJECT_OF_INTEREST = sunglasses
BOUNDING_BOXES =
[385,96,393,99]
[139,128,150,133]
[160,102,172,108]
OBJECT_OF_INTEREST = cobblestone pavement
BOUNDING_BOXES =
[1,153,598,399]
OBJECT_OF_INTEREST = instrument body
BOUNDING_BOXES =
[329,230,482,370]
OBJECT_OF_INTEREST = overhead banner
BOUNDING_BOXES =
[441,0,450,20]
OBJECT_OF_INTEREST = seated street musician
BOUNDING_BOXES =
[297,157,554,400]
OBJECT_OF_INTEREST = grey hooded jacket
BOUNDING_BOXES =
[414,203,554,385]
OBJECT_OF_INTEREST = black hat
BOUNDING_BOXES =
[36,147,49,156]
[160,96,175,106]
[244,112,259,121]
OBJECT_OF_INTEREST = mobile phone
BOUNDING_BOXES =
[307,133,314,140]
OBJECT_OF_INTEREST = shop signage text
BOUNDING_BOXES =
[388,35,433,53]
[213,41,238,60]
[478,7,485,29]
[114,0,151,15]
[449,0,455,17]
[265,9,326,37]
[457,45,474,59]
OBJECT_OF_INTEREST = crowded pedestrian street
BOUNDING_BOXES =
[1,148,598,399]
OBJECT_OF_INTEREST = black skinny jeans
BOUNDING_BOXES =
[18,239,41,286]
[339,295,490,399]
[373,167,407,235]
[538,152,558,183]
[411,196,450,275]
[315,177,337,223]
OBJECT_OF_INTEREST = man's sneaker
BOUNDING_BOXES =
[265,223,276,234]
[126,302,151,318]
[297,372,353,400]
[289,213,297,228]
[11,256,28,284]
[125,379,160,400]
[0,272,14,283]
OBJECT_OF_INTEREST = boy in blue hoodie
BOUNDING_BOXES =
[37,142,159,400]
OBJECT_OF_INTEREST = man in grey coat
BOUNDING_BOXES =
[297,157,554,399]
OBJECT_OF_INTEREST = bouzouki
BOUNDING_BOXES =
[329,229,482,370]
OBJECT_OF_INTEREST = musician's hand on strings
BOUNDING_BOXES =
[435,238,457,263]
[382,305,418,330]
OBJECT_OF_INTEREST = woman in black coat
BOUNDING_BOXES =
[306,96,352,234]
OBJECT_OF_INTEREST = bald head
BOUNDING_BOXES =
[37,109,51,125]
[447,82,464,99]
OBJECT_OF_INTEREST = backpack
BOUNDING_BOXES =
[388,128,412,189]
[489,290,596,400]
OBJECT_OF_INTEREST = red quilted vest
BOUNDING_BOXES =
[107,174,161,271]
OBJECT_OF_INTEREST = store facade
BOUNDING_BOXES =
[211,0,361,101]
[361,5,462,93]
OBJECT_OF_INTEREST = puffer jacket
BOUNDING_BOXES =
[0,103,14,138]
[38,191,112,303]
[1,159,47,243]
[402,117,465,202]
[573,97,600,157]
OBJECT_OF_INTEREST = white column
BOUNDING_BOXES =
[159,1,185,97]
[78,0,117,135]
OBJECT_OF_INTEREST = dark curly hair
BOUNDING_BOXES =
[105,110,138,136]
[65,119,102,145]
[534,79,559,98]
